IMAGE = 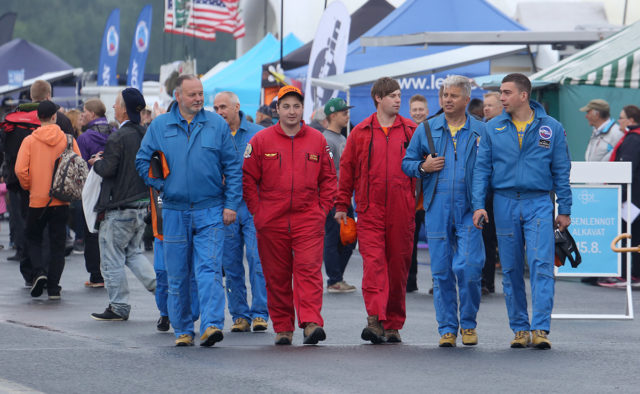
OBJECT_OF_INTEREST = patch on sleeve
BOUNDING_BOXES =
[244,143,252,158]
[325,145,334,159]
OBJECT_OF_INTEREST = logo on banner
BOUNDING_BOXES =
[107,26,119,56]
[578,190,598,205]
[8,70,24,86]
[310,19,342,108]
[539,126,552,140]
[135,21,149,53]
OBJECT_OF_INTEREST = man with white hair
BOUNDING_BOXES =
[213,91,269,333]
[402,75,486,347]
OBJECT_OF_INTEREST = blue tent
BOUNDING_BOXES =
[287,0,524,124]
[203,33,302,118]
[0,38,72,86]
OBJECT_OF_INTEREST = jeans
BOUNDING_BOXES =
[99,208,156,319]
[26,205,68,295]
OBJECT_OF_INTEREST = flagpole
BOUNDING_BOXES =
[280,0,284,69]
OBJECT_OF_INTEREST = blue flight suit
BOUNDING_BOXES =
[222,112,268,324]
[136,105,243,339]
[472,100,572,333]
[154,238,200,321]
[402,113,485,336]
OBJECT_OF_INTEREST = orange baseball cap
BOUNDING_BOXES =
[277,85,303,101]
[340,217,357,246]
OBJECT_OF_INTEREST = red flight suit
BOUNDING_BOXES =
[336,113,416,330]
[243,122,336,333]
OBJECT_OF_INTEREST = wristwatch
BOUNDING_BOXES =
[418,160,427,175]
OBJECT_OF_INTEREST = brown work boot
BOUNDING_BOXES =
[231,317,251,332]
[439,332,457,347]
[461,328,478,346]
[252,317,268,332]
[274,331,293,345]
[510,330,531,348]
[303,323,326,345]
[200,326,223,347]
[531,330,551,349]
[384,329,402,343]
[175,334,194,347]
[361,315,385,344]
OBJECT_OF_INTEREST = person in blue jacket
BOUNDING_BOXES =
[472,73,572,350]
[213,91,269,333]
[135,75,243,347]
[402,75,485,347]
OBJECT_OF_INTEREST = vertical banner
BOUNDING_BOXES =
[303,1,350,122]
[98,9,120,86]
[127,5,152,91]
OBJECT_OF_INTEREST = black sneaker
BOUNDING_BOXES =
[48,291,61,300]
[30,275,47,297]
[91,306,127,321]
[157,315,170,331]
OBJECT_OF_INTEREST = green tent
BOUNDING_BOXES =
[530,21,640,160]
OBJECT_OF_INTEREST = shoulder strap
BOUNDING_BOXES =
[423,120,436,157]
[66,134,73,150]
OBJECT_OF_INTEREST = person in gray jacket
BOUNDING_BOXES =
[580,99,624,161]
[90,88,156,322]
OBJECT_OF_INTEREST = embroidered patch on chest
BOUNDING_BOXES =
[538,139,550,149]
[307,153,319,162]
[539,126,552,140]
[264,152,279,160]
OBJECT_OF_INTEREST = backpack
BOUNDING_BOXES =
[0,109,40,189]
[48,134,88,204]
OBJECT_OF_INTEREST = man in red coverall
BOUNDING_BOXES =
[242,85,337,346]
[335,77,416,344]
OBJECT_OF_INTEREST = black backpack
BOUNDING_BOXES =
[0,109,40,189]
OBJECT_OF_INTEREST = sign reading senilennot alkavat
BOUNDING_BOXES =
[556,185,620,277]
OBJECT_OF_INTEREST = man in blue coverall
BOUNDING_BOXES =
[472,73,572,350]
[402,75,485,347]
[136,75,243,347]
[213,91,269,333]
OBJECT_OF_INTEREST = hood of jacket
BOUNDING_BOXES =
[32,124,66,146]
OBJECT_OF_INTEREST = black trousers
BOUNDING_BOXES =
[408,209,425,290]
[26,205,68,294]
[323,207,356,285]
[621,218,640,279]
[80,208,102,283]
[482,192,498,292]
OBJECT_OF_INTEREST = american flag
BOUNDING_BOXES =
[164,0,245,41]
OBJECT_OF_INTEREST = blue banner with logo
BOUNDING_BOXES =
[98,9,120,86]
[127,5,152,91]
[556,185,621,276]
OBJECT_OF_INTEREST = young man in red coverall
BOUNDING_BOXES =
[335,77,417,344]
[242,85,337,346]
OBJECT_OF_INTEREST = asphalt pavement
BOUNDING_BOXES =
[0,223,639,394]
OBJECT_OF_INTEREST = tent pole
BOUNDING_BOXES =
[280,0,284,67]
[347,88,351,135]
[527,45,537,73]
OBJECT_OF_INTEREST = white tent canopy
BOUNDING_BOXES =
[0,68,83,95]
[311,44,527,91]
